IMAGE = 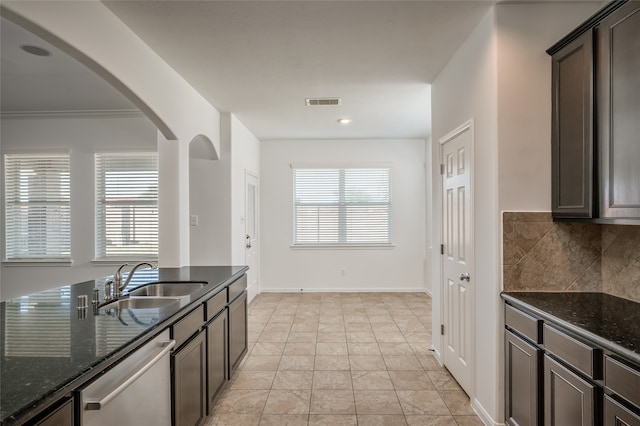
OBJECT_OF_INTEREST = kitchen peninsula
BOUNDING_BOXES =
[0,265,248,426]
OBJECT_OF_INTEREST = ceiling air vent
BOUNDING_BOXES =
[305,97,341,106]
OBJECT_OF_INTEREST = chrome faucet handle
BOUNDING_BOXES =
[112,263,131,298]
[104,279,114,301]
[114,263,129,286]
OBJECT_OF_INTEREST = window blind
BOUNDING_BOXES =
[4,153,71,260]
[293,167,392,245]
[95,152,158,259]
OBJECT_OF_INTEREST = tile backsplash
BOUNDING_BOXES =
[601,224,640,302]
[502,212,640,303]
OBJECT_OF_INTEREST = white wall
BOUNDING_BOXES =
[430,3,604,424]
[260,139,425,292]
[189,125,232,266]
[431,8,499,423]
[158,134,191,268]
[230,115,261,302]
[188,112,260,290]
[0,114,157,300]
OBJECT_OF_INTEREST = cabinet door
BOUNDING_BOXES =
[551,30,594,218]
[598,2,640,219]
[35,399,73,426]
[228,291,248,378]
[544,355,597,426]
[605,395,640,426]
[207,310,228,414]
[173,330,206,426]
[505,330,542,426]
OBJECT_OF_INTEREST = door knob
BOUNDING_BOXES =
[459,273,470,282]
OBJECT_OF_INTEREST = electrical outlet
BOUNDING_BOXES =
[190,215,199,226]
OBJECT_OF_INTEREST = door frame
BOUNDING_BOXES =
[244,170,260,299]
[438,118,476,398]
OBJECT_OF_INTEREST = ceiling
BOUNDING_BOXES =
[1,1,495,140]
[0,17,137,113]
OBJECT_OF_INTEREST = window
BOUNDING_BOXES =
[4,153,71,260]
[95,152,158,260]
[293,166,392,246]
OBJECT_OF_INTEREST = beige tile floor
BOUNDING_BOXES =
[207,292,484,426]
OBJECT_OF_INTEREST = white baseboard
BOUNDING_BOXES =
[259,287,426,293]
[471,398,505,426]
[430,345,443,363]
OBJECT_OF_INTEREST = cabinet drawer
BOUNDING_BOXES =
[205,290,227,321]
[605,356,640,408]
[35,398,73,426]
[172,305,204,348]
[228,275,247,303]
[543,324,601,379]
[605,395,640,426]
[505,304,542,344]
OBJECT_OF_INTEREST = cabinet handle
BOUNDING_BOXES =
[85,339,176,410]
[245,234,252,249]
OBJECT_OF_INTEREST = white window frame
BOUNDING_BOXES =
[94,151,158,262]
[3,152,72,265]
[291,163,393,249]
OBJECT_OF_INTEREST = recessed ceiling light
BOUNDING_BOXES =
[20,44,51,57]
[337,117,352,125]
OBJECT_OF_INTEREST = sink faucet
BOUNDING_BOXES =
[110,262,157,298]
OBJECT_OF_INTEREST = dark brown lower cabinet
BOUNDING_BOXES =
[207,310,228,414]
[505,330,541,426]
[544,355,596,426]
[605,396,640,426]
[173,330,207,426]
[35,399,73,426]
[228,291,247,378]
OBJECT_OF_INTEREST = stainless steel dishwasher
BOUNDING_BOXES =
[79,330,175,426]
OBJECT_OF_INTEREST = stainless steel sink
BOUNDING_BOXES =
[101,297,181,310]
[127,282,206,297]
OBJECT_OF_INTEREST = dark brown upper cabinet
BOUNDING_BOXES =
[598,2,640,220]
[549,0,640,223]
[551,31,594,218]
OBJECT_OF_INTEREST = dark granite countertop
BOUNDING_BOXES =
[0,265,248,425]
[501,292,640,365]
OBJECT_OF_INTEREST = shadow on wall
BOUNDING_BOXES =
[502,212,640,303]
[189,134,216,160]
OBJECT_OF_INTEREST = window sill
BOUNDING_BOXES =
[92,258,158,265]
[290,244,395,250]
[3,259,73,267]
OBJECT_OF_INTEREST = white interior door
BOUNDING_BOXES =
[440,122,474,395]
[245,172,259,301]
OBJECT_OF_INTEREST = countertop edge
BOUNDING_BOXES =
[501,292,640,366]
